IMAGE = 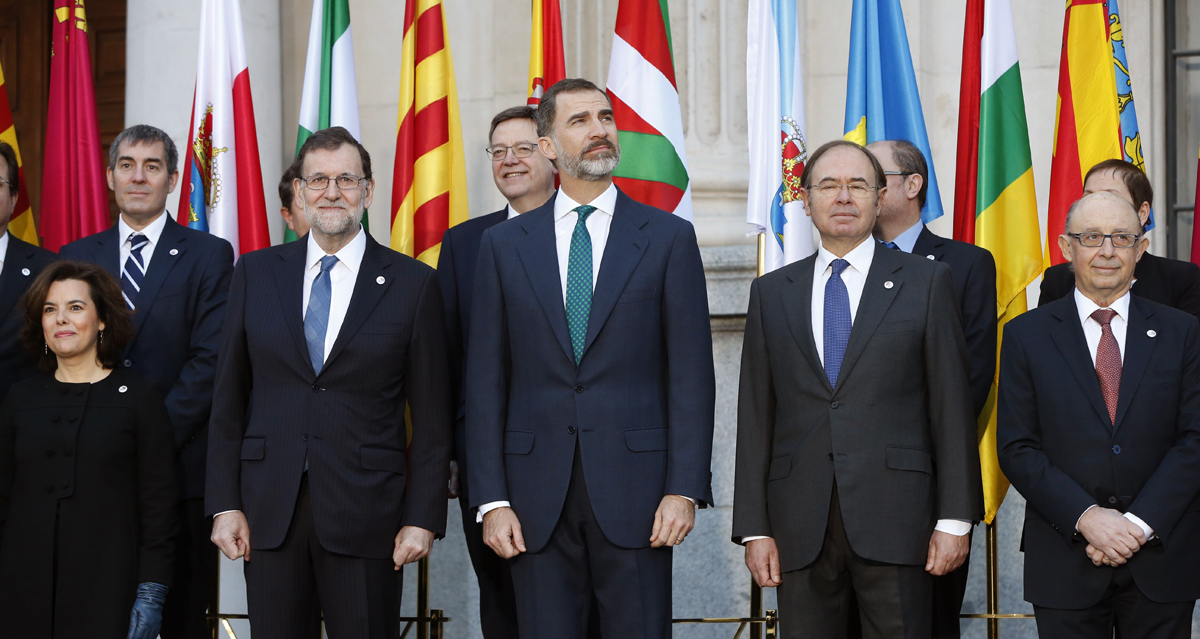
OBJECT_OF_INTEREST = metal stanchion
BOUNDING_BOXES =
[751,581,762,639]
[959,522,1036,636]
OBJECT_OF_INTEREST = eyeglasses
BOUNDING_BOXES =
[1067,232,1143,248]
[302,175,367,191]
[883,171,913,178]
[485,143,538,161]
[0,177,10,188]
[808,183,879,199]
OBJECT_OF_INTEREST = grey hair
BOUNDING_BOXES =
[109,124,179,174]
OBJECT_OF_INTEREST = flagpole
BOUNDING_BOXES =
[987,523,999,639]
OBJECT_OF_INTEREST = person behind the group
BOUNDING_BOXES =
[999,191,1200,639]
[279,160,312,239]
[0,140,56,402]
[733,139,982,639]
[58,124,233,639]
[0,260,178,639]
[466,78,716,639]
[437,104,557,639]
[206,126,451,639]
[1039,159,1200,319]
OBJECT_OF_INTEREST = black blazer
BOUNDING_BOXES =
[466,189,716,552]
[912,227,997,418]
[998,295,1200,607]
[1039,252,1200,319]
[59,216,234,499]
[0,235,56,400]
[206,232,451,558]
[734,244,983,571]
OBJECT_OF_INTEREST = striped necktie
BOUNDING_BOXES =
[121,233,150,309]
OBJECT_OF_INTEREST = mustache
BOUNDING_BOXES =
[584,140,616,153]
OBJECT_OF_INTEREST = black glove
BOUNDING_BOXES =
[126,581,169,639]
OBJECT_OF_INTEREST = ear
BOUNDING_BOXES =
[1138,202,1151,227]
[106,166,116,192]
[1134,235,1149,263]
[167,170,180,194]
[538,136,558,161]
[800,188,812,217]
[906,174,924,201]
[1058,234,1073,263]
[361,179,375,211]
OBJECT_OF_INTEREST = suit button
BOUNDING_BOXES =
[830,401,839,409]
[567,425,577,435]
[302,433,309,442]
[1112,445,1122,455]
[575,385,584,394]
[312,385,324,392]
[827,453,834,461]
[1108,496,1118,504]
[123,359,132,367]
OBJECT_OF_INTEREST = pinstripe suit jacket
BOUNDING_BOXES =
[205,231,451,558]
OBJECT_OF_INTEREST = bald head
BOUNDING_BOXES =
[1059,191,1148,307]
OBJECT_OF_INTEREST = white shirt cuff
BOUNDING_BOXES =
[214,510,241,518]
[1124,512,1155,540]
[1076,504,1098,531]
[673,495,699,506]
[476,500,510,523]
[934,519,972,536]
[742,535,770,542]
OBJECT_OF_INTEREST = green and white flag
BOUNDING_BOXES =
[288,0,362,241]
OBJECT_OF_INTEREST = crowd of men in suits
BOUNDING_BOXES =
[0,75,1198,639]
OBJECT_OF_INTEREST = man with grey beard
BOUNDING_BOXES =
[206,126,451,639]
[466,78,716,639]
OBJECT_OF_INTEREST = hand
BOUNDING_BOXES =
[745,538,782,587]
[447,460,460,500]
[1085,544,1110,567]
[649,495,695,548]
[211,511,251,561]
[925,530,970,576]
[1077,507,1146,566]
[483,507,527,559]
[393,526,435,569]
[126,582,169,639]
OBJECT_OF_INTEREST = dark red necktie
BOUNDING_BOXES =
[1091,309,1121,424]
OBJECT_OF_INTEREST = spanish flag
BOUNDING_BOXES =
[527,0,565,106]
[390,0,468,267]
[0,59,38,245]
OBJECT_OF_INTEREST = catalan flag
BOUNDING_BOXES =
[527,0,565,106]
[0,59,38,245]
[1048,0,1147,265]
[954,0,1043,525]
[390,0,469,267]
[41,0,108,252]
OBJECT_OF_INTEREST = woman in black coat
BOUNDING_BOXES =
[0,260,178,639]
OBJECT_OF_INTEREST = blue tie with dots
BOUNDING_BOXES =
[565,205,597,365]
[304,255,339,375]
[824,259,852,388]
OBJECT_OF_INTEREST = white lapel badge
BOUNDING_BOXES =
[169,248,179,256]
[118,385,128,393]
[1147,330,1157,338]
[926,255,935,260]
[376,276,385,285]
[884,281,894,289]
[21,268,30,276]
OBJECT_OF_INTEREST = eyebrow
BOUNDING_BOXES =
[816,176,870,184]
[118,156,163,165]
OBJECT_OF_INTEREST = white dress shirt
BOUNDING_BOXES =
[0,230,9,277]
[1071,288,1155,540]
[506,204,519,220]
[118,210,170,272]
[302,226,367,362]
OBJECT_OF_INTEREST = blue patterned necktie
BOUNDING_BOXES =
[565,205,597,365]
[304,255,339,375]
[824,259,852,388]
[881,240,900,250]
[120,233,150,309]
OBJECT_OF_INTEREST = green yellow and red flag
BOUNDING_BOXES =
[0,59,38,245]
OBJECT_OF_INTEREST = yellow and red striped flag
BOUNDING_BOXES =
[0,59,38,245]
[527,0,565,106]
[390,0,469,267]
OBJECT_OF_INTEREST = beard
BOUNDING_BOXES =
[553,137,621,181]
[304,200,362,236]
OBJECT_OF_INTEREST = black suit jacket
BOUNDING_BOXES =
[0,235,56,401]
[998,295,1200,607]
[734,244,983,571]
[59,217,233,499]
[206,232,451,558]
[1039,252,1200,319]
[912,227,997,418]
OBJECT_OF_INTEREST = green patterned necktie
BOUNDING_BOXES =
[566,205,597,364]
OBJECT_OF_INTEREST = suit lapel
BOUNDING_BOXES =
[0,238,34,315]
[779,257,831,392]
[835,244,902,389]
[129,217,186,340]
[515,203,575,364]
[911,226,943,261]
[272,237,312,371]
[322,234,394,374]
[93,227,122,278]
[1113,297,1156,430]
[581,195,648,358]
[1048,298,1113,428]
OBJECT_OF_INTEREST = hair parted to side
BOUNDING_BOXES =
[109,124,179,175]
[295,126,372,180]
[884,139,929,208]
[1084,158,1153,211]
[489,106,538,142]
[20,260,134,373]
[0,140,19,196]
[801,140,887,191]
[279,160,301,209]
[535,78,609,138]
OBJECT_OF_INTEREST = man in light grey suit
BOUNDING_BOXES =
[733,140,983,639]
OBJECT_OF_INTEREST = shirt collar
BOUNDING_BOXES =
[889,221,924,254]
[305,225,367,276]
[118,210,170,247]
[0,230,9,263]
[816,236,876,277]
[553,183,618,222]
[506,204,519,220]
[1074,287,1131,326]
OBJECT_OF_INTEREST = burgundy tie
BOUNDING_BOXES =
[1091,309,1121,424]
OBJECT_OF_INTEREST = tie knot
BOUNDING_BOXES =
[319,255,339,274]
[574,205,597,223]
[1091,308,1117,326]
[129,233,149,251]
[882,241,900,251]
[830,258,850,278]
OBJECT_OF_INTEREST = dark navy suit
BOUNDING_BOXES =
[466,189,715,638]
[0,235,56,402]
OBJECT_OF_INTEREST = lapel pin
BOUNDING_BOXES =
[926,254,935,260]
[21,268,30,276]
[376,276,385,285]
[118,385,128,393]
[1147,330,1157,338]
[169,248,179,256]
[884,281,894,289]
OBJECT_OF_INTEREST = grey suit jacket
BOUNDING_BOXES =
[733,242,983,571]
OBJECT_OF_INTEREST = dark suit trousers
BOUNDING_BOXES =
[1033,566,1194,639]
[777,485,932,639]
[244,476,400,639]
[508,444,672,639]
[847,542,970,639]
[160,498,219,639]
[459,493,521,639]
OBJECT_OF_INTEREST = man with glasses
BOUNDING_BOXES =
[207,126,451,639]
[734,139,982,638]
[437,105,556,639]
[999,191,1200,638]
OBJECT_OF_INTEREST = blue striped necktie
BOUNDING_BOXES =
[120,233,150,309]
[565,205,597,365]
[304,255,339,375]
[824,259,852,388]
